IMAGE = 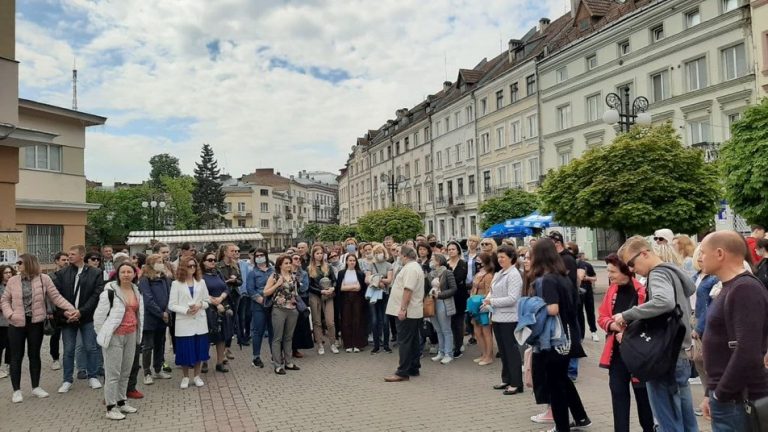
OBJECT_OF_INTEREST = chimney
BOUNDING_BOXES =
[443,81,452,92]
[539,18,550,32]
[571,0,580,18]
[508,39,523,62]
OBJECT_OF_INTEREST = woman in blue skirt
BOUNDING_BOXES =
[168,256,210,389]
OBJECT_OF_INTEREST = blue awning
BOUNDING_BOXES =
[482,224,534,238]
[506,211,555,229]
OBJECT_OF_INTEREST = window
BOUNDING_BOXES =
[651,24,665,42]
[260,189,269,196]
[454,144,462,161]
[526,75,536,95]
[414,132,419,147]
[449,219,455,238]
[722,44,747,80]
[457,178,464,196]
[239,219,248,228]
[260,219,269,229]
[454,112,461,128]
[468,175,475,195]
[586,54,597,70]
[459,217,466,237]
[470,216,477,235]
[428,220,434,234]
[651,70,669,102]
[445,149,451,166]
[497,166,507,185]
[618,40,630,56]
[511,162,522,186]
[481,98,487,115]
[483,171,491,193]
[237,202,246,212]
[405,163,411,178]
[467,139,475,158]
[26,225,63,264]
[586,94,600,122]
[723,0,738,12]
[404,137,410,151]
[528,157,540,181]
[726,112,741,139]
[225,202,232,213]
[527,114,538,138]
[437,183,444,200]
[395,142,401,155]
[689,119,712,143]
[496,90,504,109]
[436,151,442,169]
[685,57,708,91]
[379,150,384,162]
[465,105,473,123]
[556,105,572,131]
[556,67,568,83]
[387,146,392,159]
[686,9,701,28]
[496,127,505,149]
[24,144,62,171]
[415,159,420,175]
[481,133,490,154]
[558,151,572,167]
[510,83,519,102]
[260,202,269,212]
[425,155,431,172]
[423,127,430,142]
[510,121,521,143]
[435,120,441,136]
[445,116,450,131]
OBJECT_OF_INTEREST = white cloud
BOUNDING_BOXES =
[16,0,566,184]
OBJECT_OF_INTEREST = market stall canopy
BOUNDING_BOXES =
[507,211,555,228]
[481,212,555,238]
[482,224,534,238]
[126,228,264,246]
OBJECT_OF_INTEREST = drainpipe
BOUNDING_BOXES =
[472,89,480,237]
[428,109,437,236]
[535,62,544,189]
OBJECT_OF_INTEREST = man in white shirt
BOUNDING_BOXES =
[384,246,425,382]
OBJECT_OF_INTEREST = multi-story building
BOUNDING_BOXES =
[753,0,768,96]
[341,133,376,224]
[538,0,756,256]
[292,170,338,224]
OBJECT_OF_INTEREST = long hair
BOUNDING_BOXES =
[530,238,567,279]
[308,245,329,278]
[343,253,361,272]
[673,235,696,259]
[18,253,41,278]
[142,254,164,279]
[175,256,202,282]
[653,242,683,266]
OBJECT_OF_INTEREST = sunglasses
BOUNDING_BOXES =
[16,261,22,265]
[480,242,490,246]
[89,257,101,261]
[204,258,216,263]
[626,250,645,268]
[654,237,666,242]
[233,250,241,253]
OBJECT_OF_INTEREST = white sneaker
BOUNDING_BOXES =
[143,374,154,385]
[591,332,600,342]
[330,344,339,354]
[51,360,61,370]
[688,377,702,385]
[353,348,360,353]
[318,345,325,355]
[345,348,353,353]
[119,404,138,414]
[431,353,444,362]
[440,356,453,365]
[180,377,189,389]
[58,382,72,393]
[153,371,172,379]
[193,376,204,387]
[0,369,7,379]
[89,378,102,389]
[31,387,49,398]
[11,390,22,403]
[106,407,126,420]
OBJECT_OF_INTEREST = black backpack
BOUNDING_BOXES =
[619,267,686,381]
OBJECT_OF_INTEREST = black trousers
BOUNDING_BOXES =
[541,351,588,431]
[578,286,598,337]
[0,326,10,365]
[450,312,465,355]
[142,329,167,374]
[8,318,44,391]
[609,350,655,432]
[493,322,523,388]
[49,326,61,361]
[127,344,142,392]
[532,351,549,405]
[395,318,422,378]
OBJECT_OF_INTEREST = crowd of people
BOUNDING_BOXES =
[0,226,766,431]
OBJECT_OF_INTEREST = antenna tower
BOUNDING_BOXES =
[72,59,78,111]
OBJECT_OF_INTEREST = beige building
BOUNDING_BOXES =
[753,0,768,95]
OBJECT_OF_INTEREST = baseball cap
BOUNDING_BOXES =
[548,231,564,244]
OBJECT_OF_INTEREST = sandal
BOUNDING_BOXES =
[492,383,508,390]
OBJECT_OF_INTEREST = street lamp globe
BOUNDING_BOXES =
[159,201,167,208]
[636,112,652,125]
[380,173,388,182]
[141,201,149,208]
[602,109,620,125]
[150,200,158,208]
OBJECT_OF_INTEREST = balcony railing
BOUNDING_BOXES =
[435,198,447,209]
[448,195,465,209]
[691,141,720,162]
[235,210,251,217]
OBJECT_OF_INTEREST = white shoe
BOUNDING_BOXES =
[31,387,49,398]
[431,353,444,362]
[330,344,339,354]
[89,378,102,389]
[119,404,138,414]
[193,376,204,387]
[440,356,453,365]
[688,377,702,385]
[180,377,189,389]
[153,371,172,379]
[0,369,7,379]
[345,348,353,353]
[318,345,325,355]
[11,390,22,403]
[460,344,465,352]
[591,332,600,342]
[143,374,154,385]
[51,360,61,370]
[353,348,360,353]
[106,407,126,420]
[57,382,72,393]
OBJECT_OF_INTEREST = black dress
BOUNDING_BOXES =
[291,269,315,350]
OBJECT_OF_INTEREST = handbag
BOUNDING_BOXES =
[619,267,686,381]
[295,295,309,317]
[43,316,56,336]
[746,396,768,432]
[523,346,533,388]
[423,295,435,318]
[206,307,221,339]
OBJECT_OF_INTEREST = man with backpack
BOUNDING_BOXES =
[613,235,698,431]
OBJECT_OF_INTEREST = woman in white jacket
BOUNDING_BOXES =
[168,256,210,389]
[93,262,144,421]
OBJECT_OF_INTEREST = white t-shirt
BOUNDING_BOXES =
[386,260,425,319]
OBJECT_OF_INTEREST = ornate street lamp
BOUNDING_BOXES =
[141,199,166,241]
[602,86,652,133]
[380,174,407,206]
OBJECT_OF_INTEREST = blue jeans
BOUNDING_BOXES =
[646,356,699,432]
[709,398,747,432]
[62,322,100,383]
[430,300,453,357]
[368,296,390,350]
[250,305,273,360]
[569,358,579,379]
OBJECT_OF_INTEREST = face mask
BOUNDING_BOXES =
[346,245,356,253]
[429,261,437,270]
[429,241,437,248]
[153,263,165,273]
[255,257,266,265]
[375,253,385,262]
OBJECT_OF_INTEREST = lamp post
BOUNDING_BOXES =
[141,199,166,241]
[312,199,320,223]
[380,174,406,206]
[602,86,652,133]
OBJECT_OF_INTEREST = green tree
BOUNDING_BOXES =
[478,189,539,230]
[318,224,357,242]
[192,144,226,228]
[149,154,181,190]
[162,175,197,229]
[539,123,720,237]
[86,184,154,246]
[300,223,322,242]
[720,98,768,226]
[356,206,422,242]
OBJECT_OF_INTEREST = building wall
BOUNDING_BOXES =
[753,0,768,95]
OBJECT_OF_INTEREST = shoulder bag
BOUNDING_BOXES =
[39,276,57,336]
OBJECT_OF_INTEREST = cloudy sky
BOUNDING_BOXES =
[17,0,566,184]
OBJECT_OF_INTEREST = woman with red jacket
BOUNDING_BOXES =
[598,254,654,432]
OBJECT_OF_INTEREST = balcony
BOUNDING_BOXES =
[435,198,447,209]
[286,212,294,220]
[273,213,282,220]
[484,183,523,199]
[234,210,251,218]
[447,195,465,212]
[297,197,305,205]
[691,141,720,163]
